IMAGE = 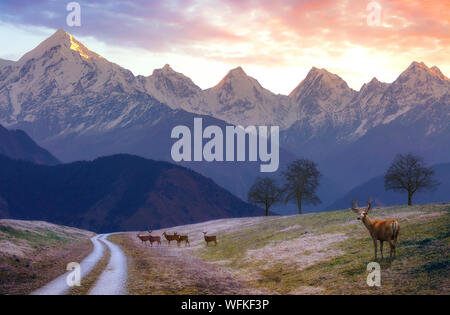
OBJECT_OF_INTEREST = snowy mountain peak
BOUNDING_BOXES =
[430,66,448,81]
[401,61,447,81]
[360,77,387,93]
[147,64,201,91]
[309,67,352,88]
[393,61,449,95]
[368,77,381,84]
[408,61,427,69]
[289,66,356,101]
[160,64,175,73]
[0,29,141,128]
[67,33,102,60]
[18,29,101,63]
[142,64,203,111]
[213,66,265,93]
[202,66,291,127]
[228,66,246,76]
[152,64,178,76]
[216,66,253,86]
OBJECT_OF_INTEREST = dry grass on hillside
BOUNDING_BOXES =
[110,233,269,295]
[0,220,95,295]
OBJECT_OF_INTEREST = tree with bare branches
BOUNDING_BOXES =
[283,159,322,214]
[384,153,439,206]
[248,177,283,216]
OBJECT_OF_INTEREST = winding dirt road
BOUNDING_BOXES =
[32,234,128,295]
[89,234,127,295]
[32,235,105,295]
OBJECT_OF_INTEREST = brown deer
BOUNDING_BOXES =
[163,232,179,245]
[147,231,162,247]
[203,232,217,246]
[136,234,151,245]
[351,198,400,260]
[177,235,190,247]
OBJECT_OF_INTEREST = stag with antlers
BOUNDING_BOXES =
[351,198,400,260]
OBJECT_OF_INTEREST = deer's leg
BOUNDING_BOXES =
[388,240,395,260]
[373,239,378,260]
[380,241,384,260]
[393,234,398,258]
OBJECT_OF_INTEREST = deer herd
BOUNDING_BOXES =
[136,197,400,261]
[137,230,217,248]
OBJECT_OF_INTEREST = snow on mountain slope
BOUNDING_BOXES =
[347,61,450,139]
[380,62,449,123]
[203,67,291,127]
[0,29,160,138]
[138,64,210,115]
[287,67,358,132]
[0,59,14,68]
[141,61,448,148]
[289,67,357,113]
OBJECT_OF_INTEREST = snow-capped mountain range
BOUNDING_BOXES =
[0,29,448,199]
[1,30,448,139]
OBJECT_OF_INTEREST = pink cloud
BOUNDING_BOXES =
[1,0,448,69]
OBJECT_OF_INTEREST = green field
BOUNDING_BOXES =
[195,203,450,294]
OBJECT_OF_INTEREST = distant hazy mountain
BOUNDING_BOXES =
[39,106,320,204]
[0,154,264,232]
[0,124,59,165]
[327,163,450,210]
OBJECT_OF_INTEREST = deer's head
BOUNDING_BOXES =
[351,197,373,220]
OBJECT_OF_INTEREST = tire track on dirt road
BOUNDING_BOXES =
[31,235,105,295]
[89,234,127,295]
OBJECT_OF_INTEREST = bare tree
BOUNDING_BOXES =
[384,153,439,206]
[248,177,283,216]
[283,159,322,214]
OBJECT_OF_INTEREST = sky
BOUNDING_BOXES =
[0,0,448,94]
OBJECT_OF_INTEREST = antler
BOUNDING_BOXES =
[351,199,361,213]
[366,196,373,212]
